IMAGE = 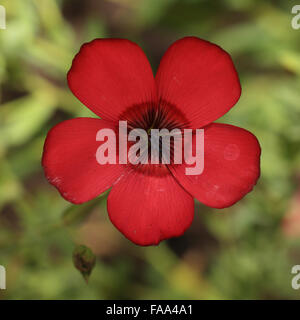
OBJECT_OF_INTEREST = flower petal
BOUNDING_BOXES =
[42,118,125,204]
[156,37,241,129]
[68,39,157,121]
[169,123,261,208]
[107,169,194,246]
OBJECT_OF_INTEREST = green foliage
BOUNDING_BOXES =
[0,0,300,299]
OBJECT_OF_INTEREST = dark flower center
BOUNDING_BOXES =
[117,100,189,175]
[121,99,189,133]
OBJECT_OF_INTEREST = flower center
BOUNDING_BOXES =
[120,99,188,132]
[118,100,189,175]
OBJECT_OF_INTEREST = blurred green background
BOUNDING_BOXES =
[1,0,300,300]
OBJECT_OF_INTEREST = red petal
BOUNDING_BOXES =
[169,123,261,208]
[107,170,194,246]
[156,37,241,129]
[67,39,156,121]
[42,118,125,204]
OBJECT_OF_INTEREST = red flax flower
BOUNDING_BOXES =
[42,37,261,246]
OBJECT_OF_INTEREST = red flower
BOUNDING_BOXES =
[42,37,261,246]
